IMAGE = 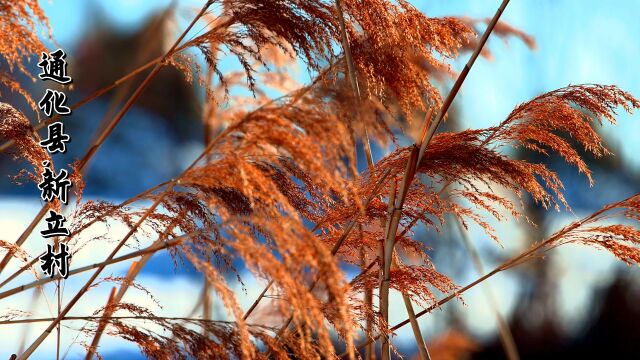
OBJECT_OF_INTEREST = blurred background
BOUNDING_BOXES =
[0,0,639,358]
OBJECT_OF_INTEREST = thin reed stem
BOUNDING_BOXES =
[0,229,198,301]
[377,2,509,357]
[335,0,374,168]
[0,315,269,327]
[242,168,392,321]
[0,55,160,154]
[340,200,605,358]
[0,180,170,290]
[0,40,192,277]
[55,280,61,360]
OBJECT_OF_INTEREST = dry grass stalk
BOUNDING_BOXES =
[0,0,50,113]
[84,287,117,359]
[0,180,170,290]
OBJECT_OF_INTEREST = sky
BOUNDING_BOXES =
[1,0,640,358]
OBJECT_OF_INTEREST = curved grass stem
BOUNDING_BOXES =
[16,3,216,357]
